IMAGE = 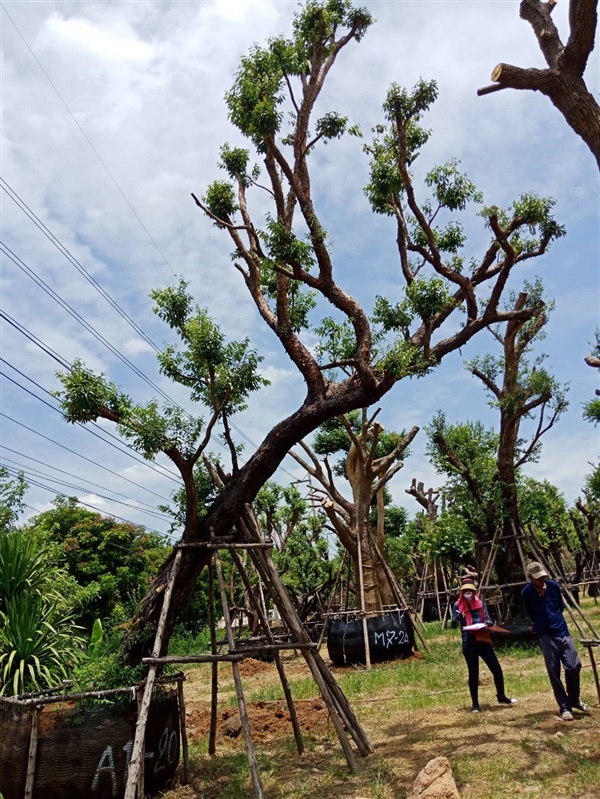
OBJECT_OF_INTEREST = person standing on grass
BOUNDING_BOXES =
[452,576,516,713]
[522,561,592,722]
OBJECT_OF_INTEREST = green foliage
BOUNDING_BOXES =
[0,594,85,696]
[226,1,372,148]
[203,179,239,224]
[55,359,131,424]
[425,159,483,212]
[519,478,578,552]
[0,520,90,695]
[273,525,331,601]
[481,193,565,255]
[405,277,453,321]
[364,79,438,214]
[152,279,270,414]
[28,497,168,631]
[0,467,27,531]
[0,531,48,611]
[583,397,600,425]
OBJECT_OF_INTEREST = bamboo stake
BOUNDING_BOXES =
[124,550,183,799]
[480,527,500,588]
[177,679,190,785]
[207,558,219,756]
[231,549,304,756]
[580,641,600,704]
[214,552,264,799]
[356,531,371,670]
[440,565,451,629]
[24,707,40,799]
[419,561,429,617]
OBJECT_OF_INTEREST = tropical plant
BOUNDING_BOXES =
[0,594,85,696]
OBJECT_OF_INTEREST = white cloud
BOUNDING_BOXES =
[1,0,598,533]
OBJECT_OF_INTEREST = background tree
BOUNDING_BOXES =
[428,283,567,617]
[478,0,600,169]
[0,466,27,532]
[28,497,168,632]
[289,409,418,612]
[56,0,567,664]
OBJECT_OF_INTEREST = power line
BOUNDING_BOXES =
[0,444,169,514]
[0,241,179,406]
[1,4,176,278]
[0,362,181,482]
[0,178,161,353]
[0,412,173,503]
[0,460,171,522]
[0,309,71,369]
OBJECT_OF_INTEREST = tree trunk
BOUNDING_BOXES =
[122,385,390,665]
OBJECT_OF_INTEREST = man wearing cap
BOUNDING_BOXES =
[522,561,592,721]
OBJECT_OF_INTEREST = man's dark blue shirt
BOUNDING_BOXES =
[521,579,569,637]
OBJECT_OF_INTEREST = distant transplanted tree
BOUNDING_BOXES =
[289,410,418,612]
[427,285,568,616]
[56,0,566,664]
[478,0,600,169]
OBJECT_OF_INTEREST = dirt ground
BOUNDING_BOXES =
[163,651,600,799]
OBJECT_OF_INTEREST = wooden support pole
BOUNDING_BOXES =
[440,564,452,629]
[208,557,219,756]
[433,559,443,625]
[177,679,190,785]
[236,506,371,763]
[124,550,182,799]
[24,707,40,799]
[136,691,145,799]
[244,536,368,766]
[356,531,371,671]
[580,640,600,704]
[214,552,265,799]
[231,549,305,757]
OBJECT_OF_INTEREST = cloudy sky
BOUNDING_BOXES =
[1,0,598,540]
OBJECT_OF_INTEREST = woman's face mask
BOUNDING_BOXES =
[463,591,474,601]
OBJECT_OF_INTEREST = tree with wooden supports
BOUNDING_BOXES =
[56,0,565,672]
[288,408,418,614]
[478,0,600,169]
[426,284,568,617]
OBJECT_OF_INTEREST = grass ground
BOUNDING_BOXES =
[163,600,600,799]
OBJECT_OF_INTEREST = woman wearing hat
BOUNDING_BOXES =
[452,577,516,713]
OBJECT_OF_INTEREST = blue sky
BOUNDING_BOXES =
[1,0,598,541]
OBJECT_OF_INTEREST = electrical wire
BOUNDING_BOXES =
[0,178,161,353]
[0,445,170,513]
[0,460,171,521]
[0,363,181,483]
[0,4,176,278]
[0,411,172,502]
[0,241,179,406]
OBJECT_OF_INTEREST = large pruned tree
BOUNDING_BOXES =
[289,409,418,613]
[478,0,600,168]
[56,0,566,665]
